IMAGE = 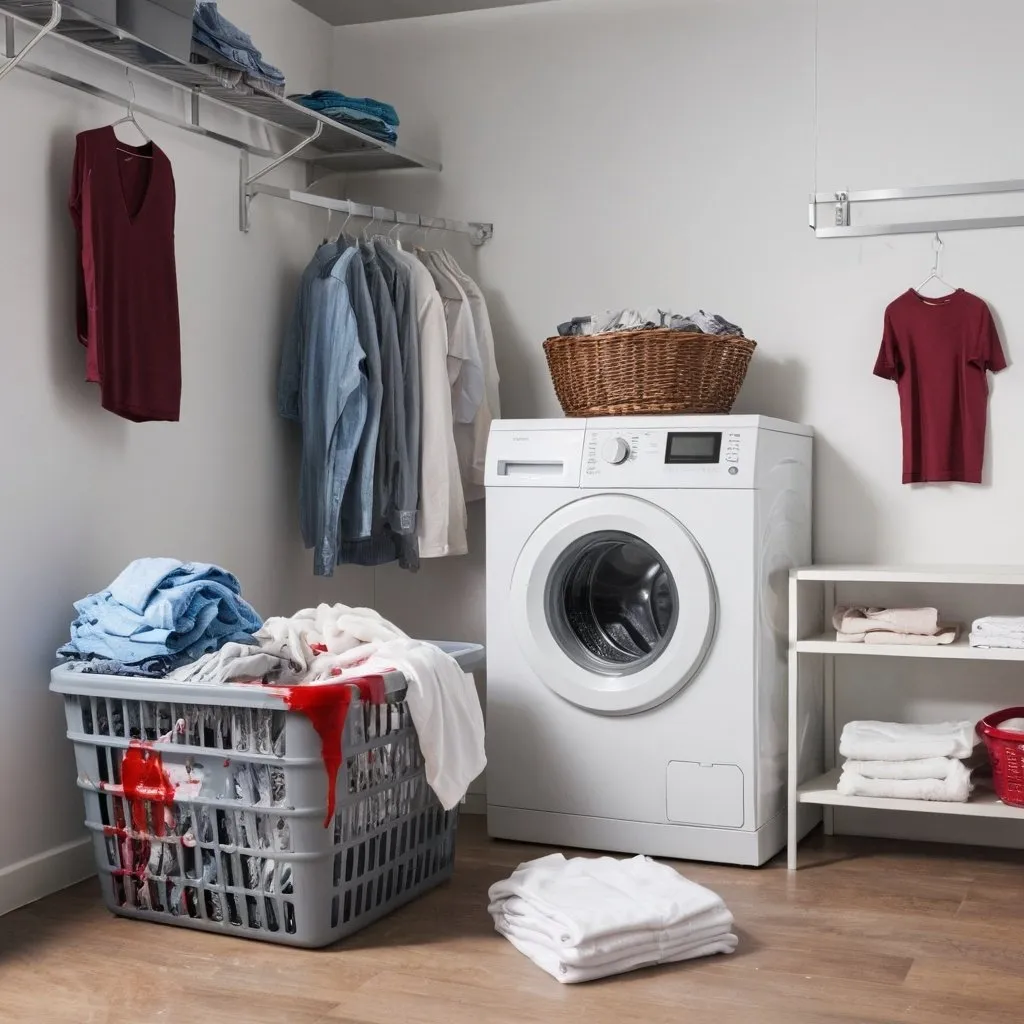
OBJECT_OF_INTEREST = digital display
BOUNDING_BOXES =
[665,432,722,464]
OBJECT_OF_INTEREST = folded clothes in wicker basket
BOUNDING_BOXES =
[557,308,743,338]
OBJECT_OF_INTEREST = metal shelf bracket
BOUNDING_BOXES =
[240,121,325,232]
[0,0,59,83]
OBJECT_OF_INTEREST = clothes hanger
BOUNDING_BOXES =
[336,205,355,246]
[916,233,956,297]
[111,69,153,157]
[321,207,334,246]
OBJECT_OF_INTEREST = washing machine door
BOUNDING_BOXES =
[510,493,717,715]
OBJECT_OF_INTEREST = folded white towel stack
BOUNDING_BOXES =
[837,721,976,803]
[970,616,1024,650]
[487,853,737,983]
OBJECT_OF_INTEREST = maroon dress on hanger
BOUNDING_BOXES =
[69,126,181,422]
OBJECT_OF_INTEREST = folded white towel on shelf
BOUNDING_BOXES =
[838,720,976,761]
[843,756,960,780]
[970,633,1024,650]
[833,606,940,637]
[972,616,1024,639]
[487,853,736,984]
[838,759,972,802]
[836,627,958,646]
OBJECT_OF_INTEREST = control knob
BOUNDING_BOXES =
[601,437,631,465]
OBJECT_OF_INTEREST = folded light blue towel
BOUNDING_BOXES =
[58,558,262,672]
[290,91,399,127]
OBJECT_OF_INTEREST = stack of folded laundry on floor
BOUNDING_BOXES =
[288,90,400,144]
[192,2,286,97]
[57,557,262,677]
[970,616,1024,649]
[488,853,737,984]
[833,606,959,646]
[837,720,976,802]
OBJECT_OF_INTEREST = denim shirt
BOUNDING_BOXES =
[279,245,368,576]
[339,246,382,542]
[338,244,404,567]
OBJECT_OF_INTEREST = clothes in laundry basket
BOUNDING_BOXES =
[488,853,737,983]
[170,604,486,810]
[58,558,262,676]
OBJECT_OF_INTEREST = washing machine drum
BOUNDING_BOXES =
[511,494,717,715]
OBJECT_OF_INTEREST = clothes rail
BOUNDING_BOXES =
[242,179,494,244]
[810,178,1024,238]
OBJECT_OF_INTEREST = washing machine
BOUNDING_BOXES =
[484,415,815,866]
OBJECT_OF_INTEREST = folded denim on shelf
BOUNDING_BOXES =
[190,42,286,96]
[317,109,398,143]
[289,90,399,127]
[193,3,285,84]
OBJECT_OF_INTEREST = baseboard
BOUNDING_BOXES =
[0,836,96,918]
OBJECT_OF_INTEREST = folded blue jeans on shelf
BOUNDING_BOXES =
[193,3,285,83]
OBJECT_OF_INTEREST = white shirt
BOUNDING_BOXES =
[389,247,468,558]
[419,249,490,499]
[438,250,501,502]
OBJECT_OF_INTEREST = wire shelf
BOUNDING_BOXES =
[0,1,439,171]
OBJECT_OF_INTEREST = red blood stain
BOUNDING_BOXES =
[121,740,176,837]
[281,675,387,827]
[310,642,328,654]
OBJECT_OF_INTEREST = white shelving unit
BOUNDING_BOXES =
[786,565,1024,870]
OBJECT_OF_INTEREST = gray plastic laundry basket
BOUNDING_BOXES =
[50,641,484,948]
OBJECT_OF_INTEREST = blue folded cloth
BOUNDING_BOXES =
[58,558,262,674]
[291,91,399,127]
[193,2,285,85]
[318,107,397,144]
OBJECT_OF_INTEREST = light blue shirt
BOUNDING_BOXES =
[279,245,368,576]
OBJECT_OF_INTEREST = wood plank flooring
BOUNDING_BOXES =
[2,817,1023,1023]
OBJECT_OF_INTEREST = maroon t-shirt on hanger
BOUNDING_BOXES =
[874,288,1006,484]
[69,126,181,422]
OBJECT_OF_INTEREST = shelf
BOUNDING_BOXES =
[798,768,1024,820]
[795,634,1024,661]
[1,1,438,171]
[792,565,1024,585]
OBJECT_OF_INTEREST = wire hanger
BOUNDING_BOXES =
[111,68,153,157]
[916,232,956,297]
[322,206,333,246]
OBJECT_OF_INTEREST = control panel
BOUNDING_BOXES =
[583,427,755,487]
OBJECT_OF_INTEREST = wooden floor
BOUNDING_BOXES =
[2,817,1023,1024]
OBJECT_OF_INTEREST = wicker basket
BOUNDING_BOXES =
[543,329,756,417]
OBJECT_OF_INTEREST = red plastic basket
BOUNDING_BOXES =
[977,707,1024,807]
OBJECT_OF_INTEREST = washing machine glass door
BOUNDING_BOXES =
[511,494,717,714]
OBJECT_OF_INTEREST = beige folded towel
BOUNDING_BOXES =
[836,626,958,645]
[833,607,940,637]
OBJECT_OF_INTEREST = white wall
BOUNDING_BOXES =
[330,0,1024,833]
[0,0,351,915]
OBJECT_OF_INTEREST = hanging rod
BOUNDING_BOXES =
[241,179,494,245]
[810,178,1024,238]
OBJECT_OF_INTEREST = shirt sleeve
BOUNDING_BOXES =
[973,305,1007,373]
[68,136,88,350]
[873,310,902,381]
